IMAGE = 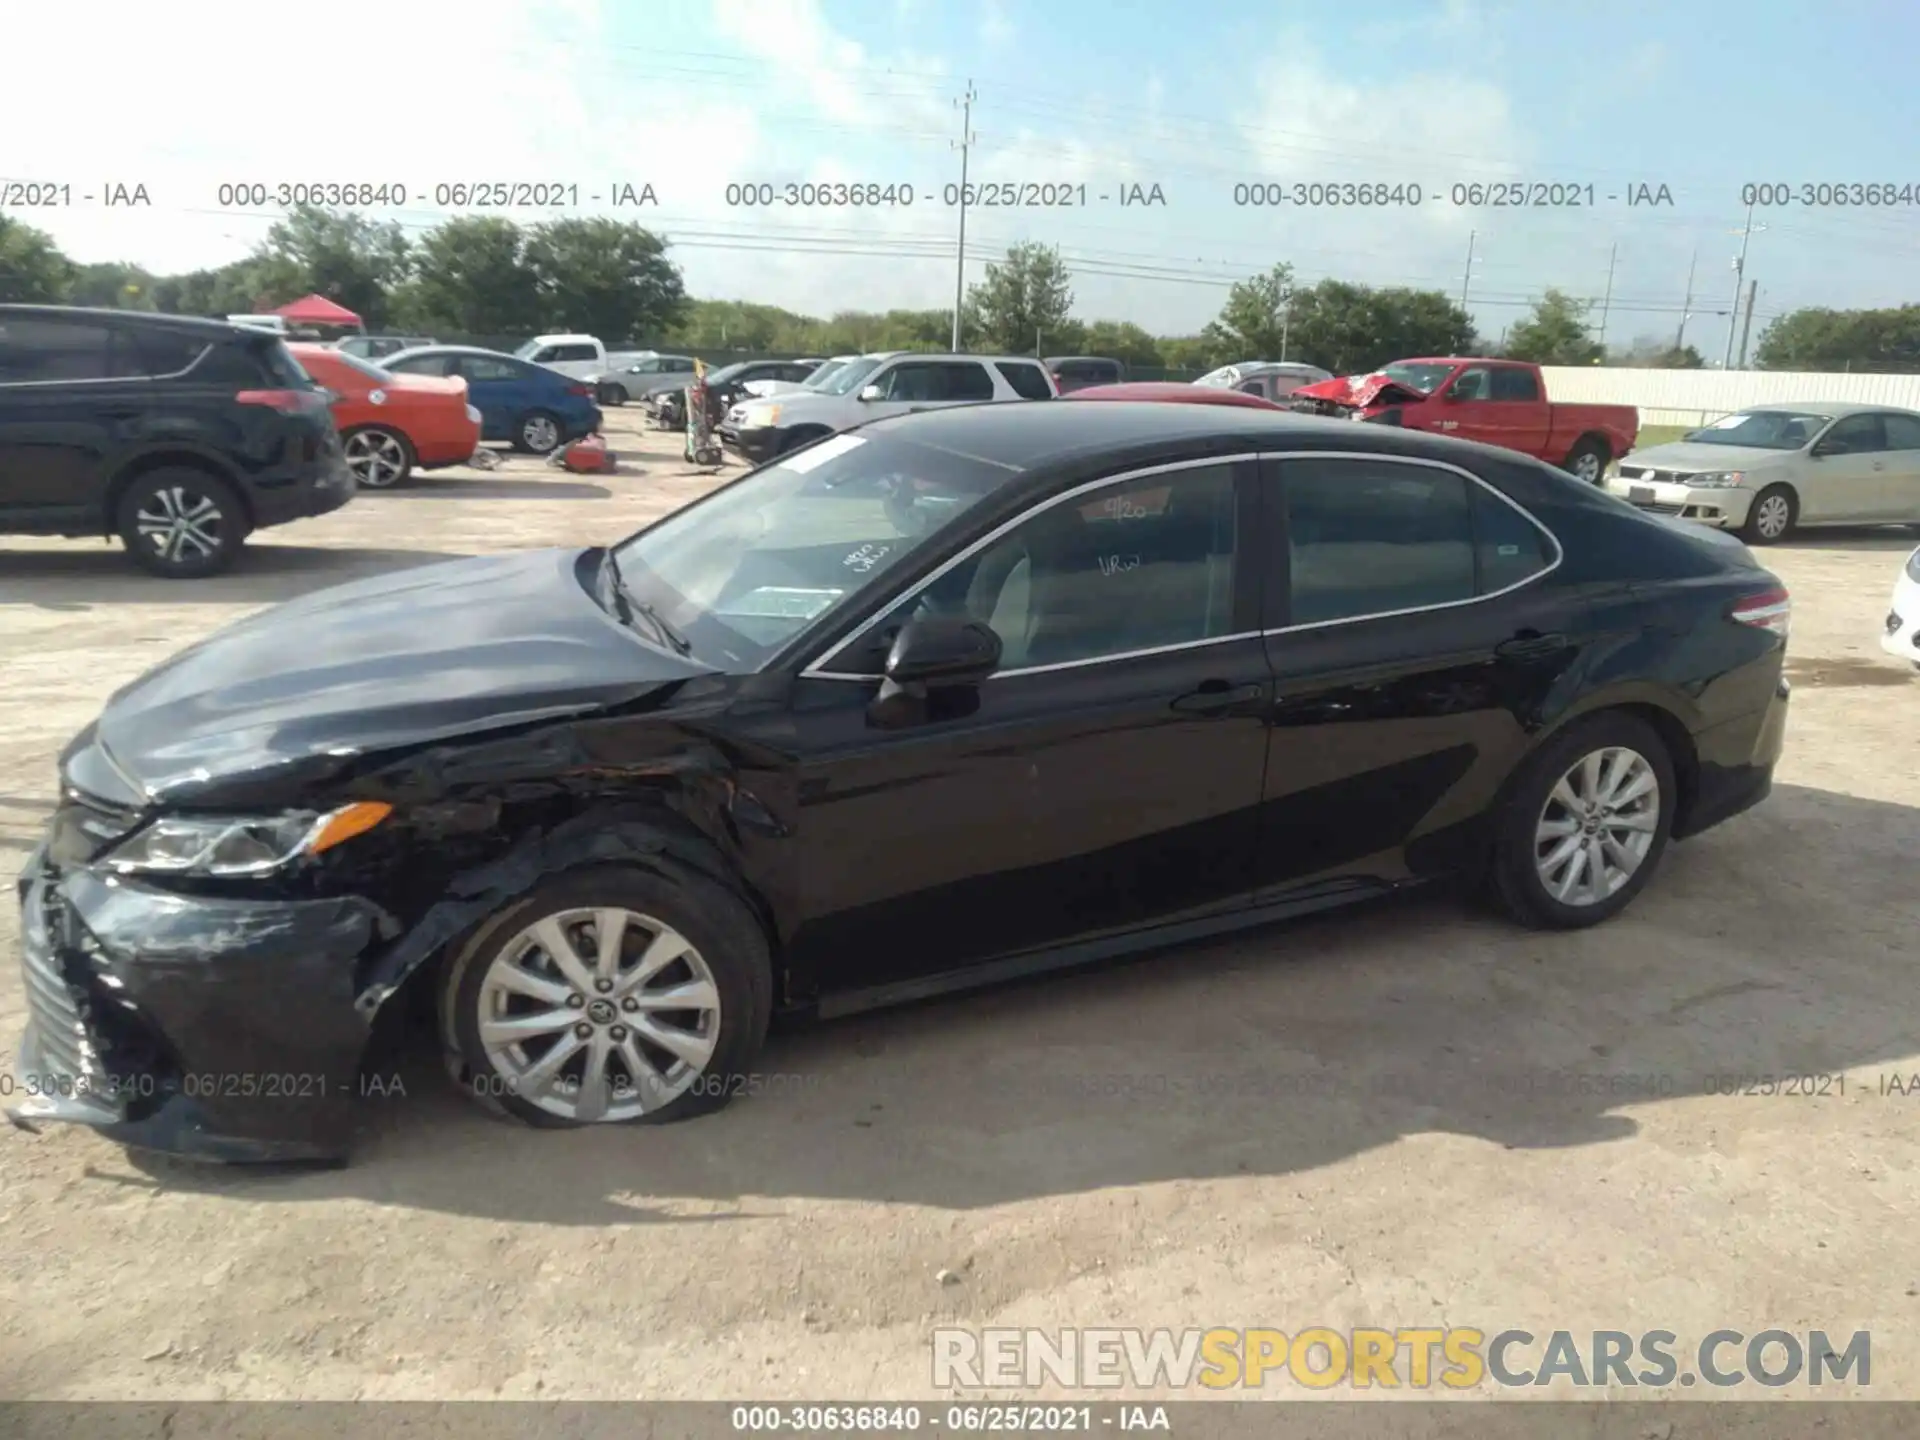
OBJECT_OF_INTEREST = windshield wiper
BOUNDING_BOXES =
[599,549,692,656]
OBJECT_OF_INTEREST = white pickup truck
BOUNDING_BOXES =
[513,333,654,381]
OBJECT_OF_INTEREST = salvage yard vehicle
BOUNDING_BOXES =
[1290,358,1639,484]
[720,351,1056,464]
[1067,381,1285,409]
[334,334,436,361]
[1885,543,1920,669]
[591,352,697,406]
[1046,356,1128,393]
[1195,360,1334,400]
[1609,402,1920,544]
[513,333,655,384]
[744,355,851,400]
[10,402,1790,1163]
[382,345,601,454]
[291,344,482,489]
[0,305,354,578]
[650,358,824,432]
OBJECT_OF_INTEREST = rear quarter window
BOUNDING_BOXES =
[996,361,1055,400]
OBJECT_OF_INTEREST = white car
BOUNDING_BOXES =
[1194,360,1334,400]
[1884,544,1920,669]
[720,352,1058,464]
[513,333,661,385]
[1607,402,1920,545]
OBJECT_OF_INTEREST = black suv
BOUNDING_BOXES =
[0,306,354,577]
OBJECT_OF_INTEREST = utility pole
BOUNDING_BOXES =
[1737,280,1759,369]
[1723,201,1763,368]
[1674,248,1698,352]
[1279,286,1292,362]
[1596,242,1618,352]
[950,80,976,353]
[1460,230,1476,311]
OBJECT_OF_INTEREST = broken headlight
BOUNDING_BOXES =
[102,803,391,878]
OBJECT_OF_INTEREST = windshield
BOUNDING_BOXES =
[706,362,749,384]
[803,359,849,389]
[607,431,1018,669]
[1378,363,1455,394]
[512,340,542,360]
[818,356,887,396]
[1684,409,1833,449]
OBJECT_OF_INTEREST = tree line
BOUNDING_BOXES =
[2,207,1914,375]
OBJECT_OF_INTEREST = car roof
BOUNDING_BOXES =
[1065,382,1281,408]
[853,397,1487,475]
[0,304,266,339]
[1737,400,1912,418]
[1044,355,1123,365]
[531,333,595,344]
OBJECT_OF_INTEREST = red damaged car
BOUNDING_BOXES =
[1289,357,1638,485]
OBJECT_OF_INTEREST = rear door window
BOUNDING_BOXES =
[1281,457,1477,626]
[0,317,115,383]
[121,328,207,378]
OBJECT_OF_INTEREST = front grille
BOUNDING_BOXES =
[1622,468,1683,485]
[1636,501,1686,516]
[19,881,109,1089]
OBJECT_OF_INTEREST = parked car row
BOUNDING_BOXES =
[8,393,1795,1161]
[649,357,825,432]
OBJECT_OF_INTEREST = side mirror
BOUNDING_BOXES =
[1440,387,1462,402]
[1810,438,1840,458]
[858,383,885,402]
[870,616,1001,724]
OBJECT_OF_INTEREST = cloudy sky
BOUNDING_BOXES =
[3,0,1916,349]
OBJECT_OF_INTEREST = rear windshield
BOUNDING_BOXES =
[330,350,395,384]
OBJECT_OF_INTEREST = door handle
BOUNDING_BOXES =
[1171,680,1264,714]
[1496,630,1569,661]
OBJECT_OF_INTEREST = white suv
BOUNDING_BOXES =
[720,352,1057,464]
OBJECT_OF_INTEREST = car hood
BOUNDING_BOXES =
[1617,441,1795,472]
[1290,373,1432,409]
[79,548,708,806]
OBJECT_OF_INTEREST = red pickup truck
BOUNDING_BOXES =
[1288,357,1639,484]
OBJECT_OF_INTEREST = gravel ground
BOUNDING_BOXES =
[2,409,1918,1405]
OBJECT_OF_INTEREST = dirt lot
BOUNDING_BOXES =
[2,408,1919,1405]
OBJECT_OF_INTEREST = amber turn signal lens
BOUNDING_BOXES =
[308,801,393,855]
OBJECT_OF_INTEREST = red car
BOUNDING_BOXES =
[292,344,482,489]
[1064,381,1285,408]
[1289,358,1639,484]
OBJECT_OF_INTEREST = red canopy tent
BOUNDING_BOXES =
[272,294,363,329]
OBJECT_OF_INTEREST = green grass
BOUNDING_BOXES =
[1627,424,1691,454]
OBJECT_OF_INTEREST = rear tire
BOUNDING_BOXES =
[440,863,773,1130]
[116,468,248,579]
[1563,437,1610,485]
[515,410,563,454]
[1487,712,1676,930]
[341,425,416,489]
[1740,484,1797,544]
[600,383,629,407]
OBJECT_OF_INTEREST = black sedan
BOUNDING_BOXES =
[10,404,1790,1162]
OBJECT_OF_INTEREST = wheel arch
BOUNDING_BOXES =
[355,799,782,1032]
[105,449,254,536]
[1518,688,1702,836]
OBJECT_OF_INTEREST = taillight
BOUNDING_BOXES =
[1730,585,1791,637]
[237,388,326,414]
[568,383,594,397]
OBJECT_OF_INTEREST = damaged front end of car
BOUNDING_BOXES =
[1281,372,1426,423]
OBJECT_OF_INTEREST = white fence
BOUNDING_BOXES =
[1538,367,1920,428]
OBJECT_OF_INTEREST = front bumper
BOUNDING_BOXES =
[1882,569,1920,666]
[9,845,389,1162]
[720,424,780,465]
[1604,476,1753,529]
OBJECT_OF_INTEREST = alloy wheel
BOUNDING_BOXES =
[522,415,560,452]
[1572,451,1602,483]
[344,429,407,487]
[1754,493,1792,540]
[475,907,722,1122]
[134,485,225,566]
[1533,746,1661,907]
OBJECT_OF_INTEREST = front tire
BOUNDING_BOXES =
[1740,484,1797,544]
[515,410,563,454]
[341,425,416,489]
[440,864,773,1129]
[1487,712,1675,929]
[116,468,248,578]
[1564,437,1610,485]
[600,383,630,407]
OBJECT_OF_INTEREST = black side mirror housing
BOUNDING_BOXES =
[1810,439,1840,458]
[869,616,1001,724]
